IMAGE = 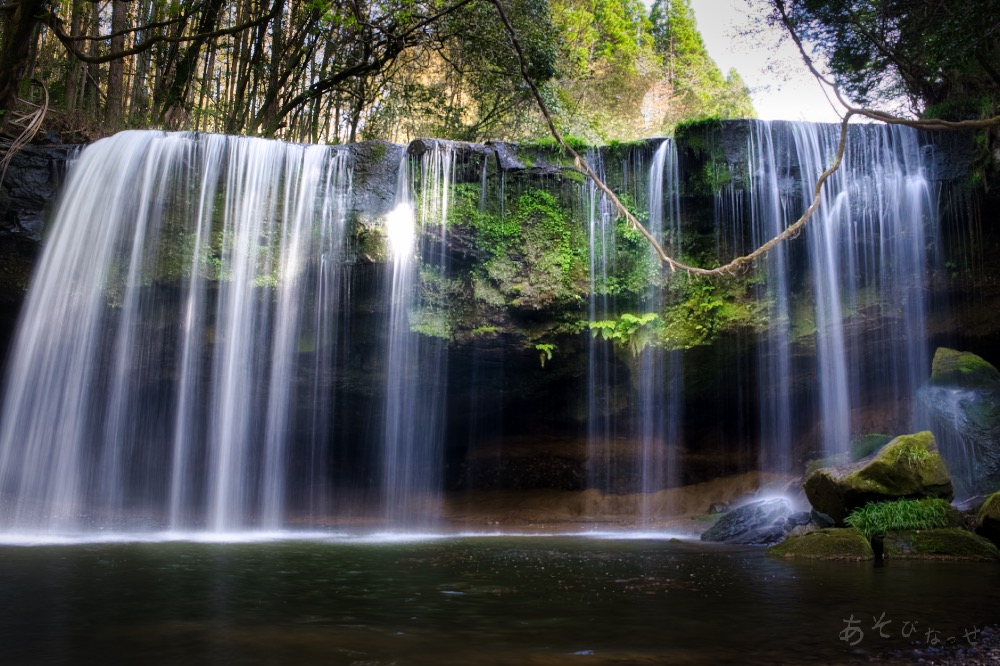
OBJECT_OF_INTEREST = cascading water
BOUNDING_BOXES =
[798,122,936,457]
[716,121,939,469]
[0,130,352,534]
[637,139,683,522]
[584,148,620,493]
[747,123,794,474]
[581,141,684,521]
[0,122,954,537]
[380,142,453,527]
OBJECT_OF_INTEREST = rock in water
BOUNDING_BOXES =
[918,348,1000,496]
[883,528,1000,561]
[803,432,953,523]
[928,348,1000,388]
[976,491,1000,546]
[700,498,793,545]
[768,528,874,560]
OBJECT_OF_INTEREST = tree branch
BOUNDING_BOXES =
[41,5,279,65]
[772,0,1000,129]
[491,0,1000,278]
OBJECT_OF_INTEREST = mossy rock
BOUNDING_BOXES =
[803,432,954,523]
[975,491,1000,545]
[918,349,1000,496]
[883,528,1000,561]
[930,348,1000,390]
[850,433,893,461]
[767,529,874,560]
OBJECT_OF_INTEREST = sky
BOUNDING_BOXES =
[688,0,843,122]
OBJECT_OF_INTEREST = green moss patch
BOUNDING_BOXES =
[768,529,874,560]
[883,528,1000,561]
[930,347,1000,389]
[850,433,893,461]
[976,491,1000,545]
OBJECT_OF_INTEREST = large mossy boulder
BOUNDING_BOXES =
[975,492,1000,546]
[918,348,1000,496]
[883,528,1000,561]
[803,432,953,523]
[700,498,793,545]
[767,529,874,560]
[928,347,1000,389]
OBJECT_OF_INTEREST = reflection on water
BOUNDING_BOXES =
[0,537,996,665]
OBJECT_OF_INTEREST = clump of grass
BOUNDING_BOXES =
[844,498,952,540]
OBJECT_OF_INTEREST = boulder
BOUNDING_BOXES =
[767,528,874,560]
[917,348,1000,495]
[700,497,793,545]
[803,432,953,523]
[929,347,1000,389]
[883,528,1000,561]
[975,491,1000,546]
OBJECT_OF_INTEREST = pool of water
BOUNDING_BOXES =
[0,535,996,664]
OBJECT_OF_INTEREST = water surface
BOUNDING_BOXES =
[1,535,995,664]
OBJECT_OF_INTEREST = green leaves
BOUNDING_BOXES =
[776,0,1000,117]
[588,312,660,356]
[534,342,555,367]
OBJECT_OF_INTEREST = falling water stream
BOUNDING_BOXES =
[0,131,353,533]
[0,122,948,535]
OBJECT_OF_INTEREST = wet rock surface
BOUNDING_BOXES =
[976,491,1000,546]
[700,497,793,545]
[883,528,1000,561]
[767,528,874,560]
[919,348,1000,496]
[803,432,954,523]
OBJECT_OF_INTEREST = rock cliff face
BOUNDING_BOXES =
[0,141,77,357]
[0,122,996,495]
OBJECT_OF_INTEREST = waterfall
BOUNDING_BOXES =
[380,142,453,527]
[638,139,683,522]
[0,131,352,533]
[719,121,938,468]
[585,148,619,492]
[796,122,935,458]
[0,123,949,536]
[747,123,793,473]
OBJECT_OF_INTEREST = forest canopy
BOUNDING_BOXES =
[0,0,754,143]
[763,0,1000,120]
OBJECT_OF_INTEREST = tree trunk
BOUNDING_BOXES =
[129,0,155,125]
[84,1,101,114]
[105,0,130,127]
[64,0,87,110]
[156,0,227,128]
[0,0,46,117]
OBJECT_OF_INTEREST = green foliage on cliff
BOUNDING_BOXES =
[448,184,588,312]
[659,274,765,350]
[589,312,660,356]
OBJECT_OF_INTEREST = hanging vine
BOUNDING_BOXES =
[487,0,1000,278]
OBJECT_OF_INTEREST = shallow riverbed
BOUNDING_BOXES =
[0,534,996,665]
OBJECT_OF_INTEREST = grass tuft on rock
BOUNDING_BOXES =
[844,498,953,540]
